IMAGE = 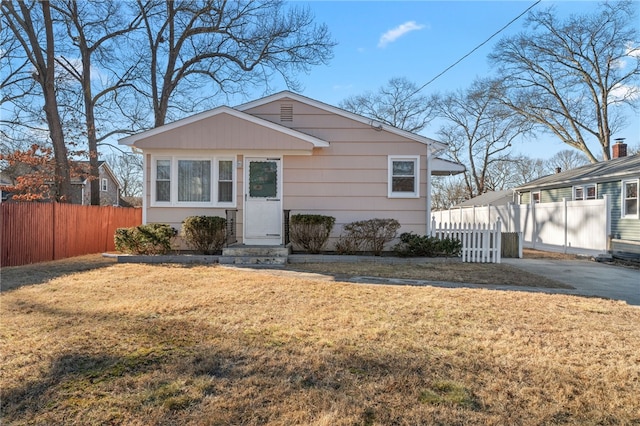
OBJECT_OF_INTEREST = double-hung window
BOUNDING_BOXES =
[574,184,596,201]
[622,179,638,219]
[388,155,420,198]
[100,178,108,192]
[152,156,236,207]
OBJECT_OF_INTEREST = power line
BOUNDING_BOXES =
[411,0,541,96]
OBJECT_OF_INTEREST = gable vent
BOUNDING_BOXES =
[280,104,293,122]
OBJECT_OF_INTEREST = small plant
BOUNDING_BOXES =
[114,223,177,255]
[290,214,335,253]
[181,216,227,254]
[336,218,400,256]
[393,232,461,257]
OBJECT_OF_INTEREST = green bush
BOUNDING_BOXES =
[336,218,401,256]
[181,216,227,254]
[114,223,177,255]
[290,214,335,253]
[393,232,462,257]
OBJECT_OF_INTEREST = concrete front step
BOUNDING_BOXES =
[219,256,288,266]
[222,245,290,257]
[220,245,290,266]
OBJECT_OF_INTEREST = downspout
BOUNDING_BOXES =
[426,148,432,235]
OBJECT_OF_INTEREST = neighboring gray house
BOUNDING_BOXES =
[1,160,121,206]
[71,161,122,206]
[514,146,639,255]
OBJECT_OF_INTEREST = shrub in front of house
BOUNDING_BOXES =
[114,223,177,255]
[181,216,227,255]
[335,218,401,256]
[393,232,462,257]
[290,214,335,254]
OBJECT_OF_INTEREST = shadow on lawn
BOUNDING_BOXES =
[0,255,117,292]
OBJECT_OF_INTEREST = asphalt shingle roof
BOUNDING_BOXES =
[515,154,640,191]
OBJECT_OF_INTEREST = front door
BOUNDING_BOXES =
[244,157,283,245]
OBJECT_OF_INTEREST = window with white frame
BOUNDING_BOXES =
[574,184,596,200]
[532,191,541,204]
[100,178,108,192]
[388,155,419,198]
[622,179,638,218]
[152,156,235,206]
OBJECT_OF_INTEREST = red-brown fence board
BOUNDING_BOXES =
[1,203,142,267]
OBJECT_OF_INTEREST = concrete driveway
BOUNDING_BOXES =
[502,258,640,306]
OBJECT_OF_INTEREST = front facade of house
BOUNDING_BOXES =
[515,152,640,254]
[120,92,464,248]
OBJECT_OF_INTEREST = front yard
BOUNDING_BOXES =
[1,255,639,425]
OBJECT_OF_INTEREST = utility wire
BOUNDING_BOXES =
[411,0,542,97]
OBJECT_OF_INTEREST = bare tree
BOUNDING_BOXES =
[490,0,640,163]
[1,0,72,201]
[435,79,533,199]
[52,0,143,205]
[339,77,437,133]
[431,176,468,210]
[104,152,142,198]
[546,149,590,174]
[135,0,335,127]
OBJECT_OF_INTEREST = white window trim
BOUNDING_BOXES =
[388,155,420,198]
[150,155,237,208]
[621,178,639,219]
[100,178,108,192]
[532,191,541,204]
[573,184,596,201]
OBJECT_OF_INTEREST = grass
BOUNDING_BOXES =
[1,254,639,425]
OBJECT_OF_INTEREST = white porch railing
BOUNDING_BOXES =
[430,218,502,263]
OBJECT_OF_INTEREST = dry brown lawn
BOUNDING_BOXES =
[1,254,639,425]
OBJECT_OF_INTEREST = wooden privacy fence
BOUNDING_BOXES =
[430,218,502,263]
[1,203,142,267]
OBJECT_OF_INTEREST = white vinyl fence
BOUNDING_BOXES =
[432,196,610,255]
[431,219,502,263]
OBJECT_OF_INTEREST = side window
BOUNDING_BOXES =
[100,178,108,192]
[574,185,596,200]
[622,180,638,218]
[532,192,541,204]
[388,156,419,198]
[155,159,171,202]
[218,160,233,203]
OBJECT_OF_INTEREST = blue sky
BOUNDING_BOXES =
[239,0,640,160]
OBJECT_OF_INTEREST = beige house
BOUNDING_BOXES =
[119,92,464,248]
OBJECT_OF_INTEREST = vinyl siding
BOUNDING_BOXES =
[601,180,640,242]
[142,98,433,246]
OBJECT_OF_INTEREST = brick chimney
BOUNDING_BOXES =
[613,138,627,159]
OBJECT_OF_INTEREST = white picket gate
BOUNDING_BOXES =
[430,218,502,263]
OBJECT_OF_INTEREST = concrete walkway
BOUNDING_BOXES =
[501,258,640,306]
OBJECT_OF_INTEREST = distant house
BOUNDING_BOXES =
[455,190,515,208]
[514,143,639,255]
[71,161,121,206]
[119,91,465,248]
[1,160,122,206]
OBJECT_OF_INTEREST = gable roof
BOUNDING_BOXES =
[73,161,122,189]
[119,105,330,149]
[237,91,448,153]
[515,154,640,191]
